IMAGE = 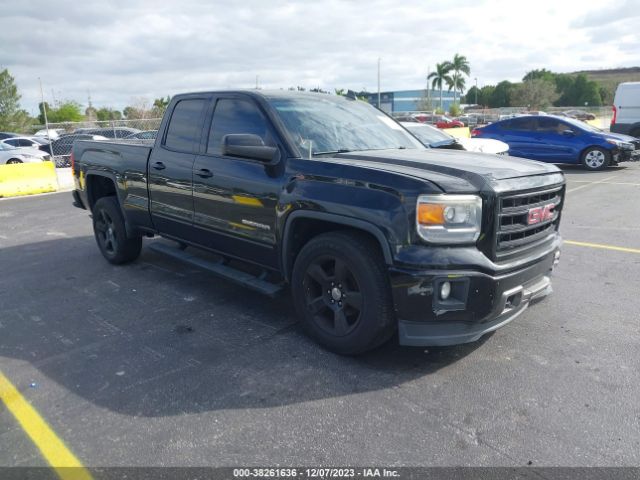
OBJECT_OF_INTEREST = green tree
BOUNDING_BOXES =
[47,101,83,122]
[511,79,559,109]
[427,62,452,111]
[490,80,513,107]
[446,53,470,105]
[96,107,122,121]
[334,88,346,96]
[464,85,481,105]
[0,69,24,131]
[478,85,495,107]
[38,102,51,124]
[523,69,556,83]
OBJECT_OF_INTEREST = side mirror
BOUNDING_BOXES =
[561,129,575,136]
[222,134,280,165]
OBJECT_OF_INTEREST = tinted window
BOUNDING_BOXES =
[207,98,271,154]
[505,117,537,131]
[537,117,567,133]
[18,139,33,146]
[165,99,206,152]
[5,139,19,146]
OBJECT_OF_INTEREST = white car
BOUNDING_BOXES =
[34,128,65,140]
[0,143,52,164]
[0,136,44,149]
[401,122,509,155]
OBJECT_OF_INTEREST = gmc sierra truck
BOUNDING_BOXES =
[72,91,565,354]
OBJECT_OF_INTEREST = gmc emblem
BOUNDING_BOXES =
[527,204,554,225]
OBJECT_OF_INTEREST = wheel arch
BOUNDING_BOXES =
[281,210,394,283]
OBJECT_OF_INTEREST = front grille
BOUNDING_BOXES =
[496,184,564,258]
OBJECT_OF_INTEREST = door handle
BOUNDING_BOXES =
[196,168,213,178]
[152,162,166,170]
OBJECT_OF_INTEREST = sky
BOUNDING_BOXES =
[1,0,639,115]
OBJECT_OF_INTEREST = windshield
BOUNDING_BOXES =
[560,116,602,133]
[267,96,423,158]
[403,123,454,146]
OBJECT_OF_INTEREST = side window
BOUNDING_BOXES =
[537,117,565,133]
[19,139,33,146]
[509,117,537,131]
[164,99,206,153]
[207,98,271,155]
[6,139,19,146]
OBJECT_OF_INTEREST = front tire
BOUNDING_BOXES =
[581,147,610,171]
[291,231,395,355]
[92,196,142,264]
[6,159,22,164]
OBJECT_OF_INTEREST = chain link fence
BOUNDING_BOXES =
[29,118,162,167]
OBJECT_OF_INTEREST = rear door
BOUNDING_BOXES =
[148,96,208,238]
[499,117,542,159]
[191,94,284,268]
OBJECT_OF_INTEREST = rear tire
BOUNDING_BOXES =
[291,231,395,355]
[92,196,142,264]
[6,159,22,164]
[581,147,610,171]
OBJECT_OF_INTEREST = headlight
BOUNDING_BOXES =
[606,139,634,150]
[416,194,482,244]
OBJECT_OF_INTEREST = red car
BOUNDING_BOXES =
[411,113,464,129]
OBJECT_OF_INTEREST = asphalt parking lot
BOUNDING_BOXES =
[1,164,639,470]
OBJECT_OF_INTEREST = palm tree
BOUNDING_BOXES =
[447,54,471,105]
[427,62,452,111]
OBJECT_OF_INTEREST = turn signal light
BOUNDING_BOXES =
[417,204,445,225]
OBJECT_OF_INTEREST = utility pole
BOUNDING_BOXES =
[474,77,478,105]
[377,57,381,110]
[39,78,55,163]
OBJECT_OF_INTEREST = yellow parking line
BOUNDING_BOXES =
[0,370,93,480]
[566,174,621,193]
[565,240,640,254]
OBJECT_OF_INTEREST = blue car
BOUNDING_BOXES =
[472,115,640,170]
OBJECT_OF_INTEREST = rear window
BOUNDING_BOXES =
[164,99,207,152]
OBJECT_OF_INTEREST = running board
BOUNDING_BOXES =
[148,242,284,297]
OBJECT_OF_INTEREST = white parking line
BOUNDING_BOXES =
[566,181,640,186]
[566,174,622,193]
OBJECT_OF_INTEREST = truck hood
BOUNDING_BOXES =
[330,148,561,193]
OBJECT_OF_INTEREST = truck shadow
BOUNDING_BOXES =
[0,236,488,417]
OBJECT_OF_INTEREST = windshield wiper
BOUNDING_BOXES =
[311,149,354,156]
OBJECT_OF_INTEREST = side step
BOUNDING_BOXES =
[148,242,284,297]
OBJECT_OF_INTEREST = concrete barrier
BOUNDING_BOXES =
[442,126,471,139]
[0,162,60,198]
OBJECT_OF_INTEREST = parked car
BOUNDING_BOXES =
[48,134,109,158]
[563,109,596,121]
[454,114,480,128]
[412,113,465,129]
[0,136,43,149]
[472,115,640,170]
[124,130,157,140]
[401,122,509,154]
[72,90,564,354]
[34,128,65,140]
[0,143,51,164]
[611,82,640,138]
[81,127,141,139]
[0,132,20,140]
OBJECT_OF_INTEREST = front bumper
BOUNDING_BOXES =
[390,244,559,347]
[614,148,640,163]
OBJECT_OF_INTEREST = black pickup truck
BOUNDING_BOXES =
[72,91,565,354]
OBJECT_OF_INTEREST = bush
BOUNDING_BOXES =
[448,103,461,117]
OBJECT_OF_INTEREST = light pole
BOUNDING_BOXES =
[377,57,381,110]
[474,77,478,105]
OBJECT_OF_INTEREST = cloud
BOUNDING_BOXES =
[1,0,638,116]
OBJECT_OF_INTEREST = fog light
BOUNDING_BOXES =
[440,281,451,300]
